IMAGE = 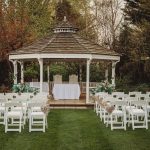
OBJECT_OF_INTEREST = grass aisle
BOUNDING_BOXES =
[0,109,150,150]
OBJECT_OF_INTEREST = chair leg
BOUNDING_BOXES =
[5,117,7,133]
[145,113,148,129]
[124,114,126,131]
[111,115,113,131]
[19,116,22,133]
[46,116,48,129]
[132,114,135,130]
[43,116,45,132]
[29,116,31,132]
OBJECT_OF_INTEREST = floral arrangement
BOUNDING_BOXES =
[90,80,114,95]
[12,83,39,94]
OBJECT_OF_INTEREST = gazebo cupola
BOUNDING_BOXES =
[54,16,78,33]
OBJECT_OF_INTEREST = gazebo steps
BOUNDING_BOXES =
[50,103,94,109]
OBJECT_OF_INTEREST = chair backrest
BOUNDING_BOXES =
[138,94,147,100]
[28,102,44,108]
[129,91,141,97]
[112,92,124,99]
[5,93,17,100]
[0,99,7,103]
[146,92,150,94]
[14,94,29,102]
[125,97,138,106]
[53,75,62,84]
[69,74,78,84]
[0,98,7,106]
[95,92,108,98]
[130,100,147,106]
[31,93,48,102]
[5,102,23,107]
[146,98,150,106]
[0,93,5,99]
[111,100,127,106]
[104,96,117,102]
[125,96,138,102]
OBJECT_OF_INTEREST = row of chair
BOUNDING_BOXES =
[94,92,150,131]
[0,92,49,133]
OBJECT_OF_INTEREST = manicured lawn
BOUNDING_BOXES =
[0,109,150,150]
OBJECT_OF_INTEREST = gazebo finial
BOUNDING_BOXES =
[64,16,67,22]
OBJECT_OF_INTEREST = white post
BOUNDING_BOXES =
[86,59,91,103]
[12,60,17,84]
[18,61,24,83]
[105,68,108,81]
[79,64,82,92]
[38,58,43,93]
[111,61,118,87]
[47,65,50,83]
[79,64,82,83]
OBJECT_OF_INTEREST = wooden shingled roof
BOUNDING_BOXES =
[10,19,119,56]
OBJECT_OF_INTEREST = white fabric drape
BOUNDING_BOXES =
[52,84,80,100]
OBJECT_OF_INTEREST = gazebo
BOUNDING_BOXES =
[9,17,120,103]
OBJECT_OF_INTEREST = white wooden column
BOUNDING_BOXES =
[47,65,50,83]
[79,64,82,83]
[12,60,18,84]
[105,68,108,81]
[79,64,82,93]
[86,59,91,103]
[111,61,118,86]
[38,58,43,93]
[18,61,24,83]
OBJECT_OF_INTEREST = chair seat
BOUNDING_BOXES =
[131,109,145,115]
[31,112,45,117]
[12,107,26,111]
[126,106,135,113]
[126,106,135,110]
[112,110,124,116]
[7,111,23,117]
[0,106,5,111]
[31,107,41,111]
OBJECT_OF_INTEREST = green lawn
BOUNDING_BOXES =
[0,109,150,150]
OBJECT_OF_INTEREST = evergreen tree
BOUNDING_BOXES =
[117,0,150,84]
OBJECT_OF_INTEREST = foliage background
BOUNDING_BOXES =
[0,0,150,91]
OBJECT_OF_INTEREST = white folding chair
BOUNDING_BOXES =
[5,102,23,132]
[10,99,27,125]
[110,101,127,130]
[128,100,148,130]
[94,92,108,114]
[101,96,117,125]
[0,98,7,124]
[28,102,47,132]
[125,97,138,125]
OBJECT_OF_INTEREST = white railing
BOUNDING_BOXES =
[29,82,99,93]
